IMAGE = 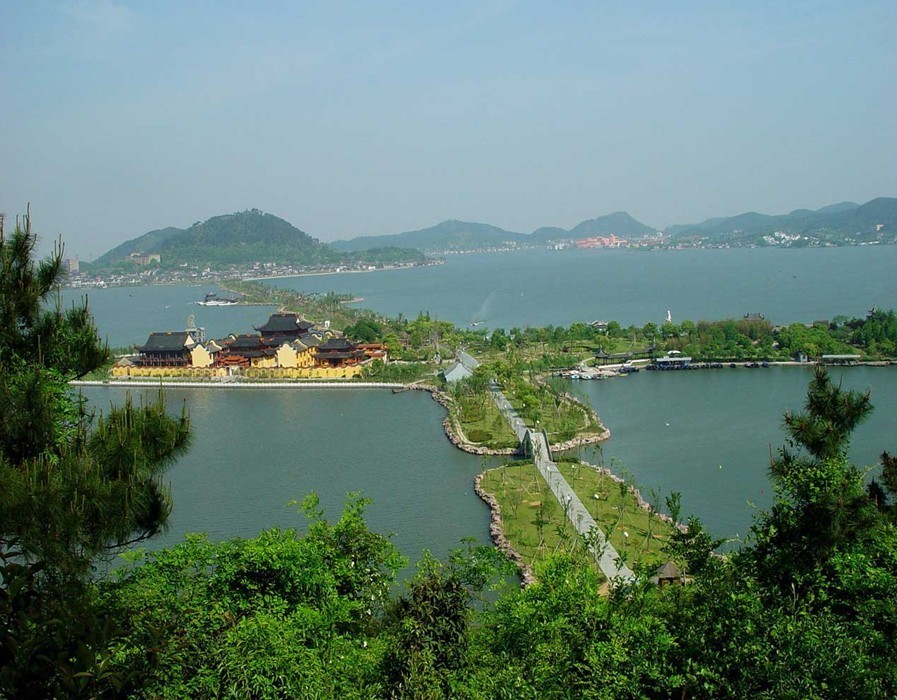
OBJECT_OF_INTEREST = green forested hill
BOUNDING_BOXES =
[334,212,658,252]
[96,210,426,267]
[332,219,528,253]
[95,226,184,264]
[667,197,897,243]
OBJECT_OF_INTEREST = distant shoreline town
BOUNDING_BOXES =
[61,197,895,288]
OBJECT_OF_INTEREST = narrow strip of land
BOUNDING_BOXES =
[488,383,635,582]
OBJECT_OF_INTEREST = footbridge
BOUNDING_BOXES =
[487,382,634,583]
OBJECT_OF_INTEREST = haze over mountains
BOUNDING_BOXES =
[334,197,895,252]
[97,197,896,265]
[332,212,655,253]
[666,198,896,243]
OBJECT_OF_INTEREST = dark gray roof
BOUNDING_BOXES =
[298,332,321,347]
[318,337,357,351]
[138,332,192,353]
[227,334,264,349]
[254,313,315,334]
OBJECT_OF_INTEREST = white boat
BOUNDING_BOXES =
[197,292,239,307]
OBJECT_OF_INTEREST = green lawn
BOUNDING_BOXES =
[456,393,519,449]
[479,460,674,578]
[556,460,673,567]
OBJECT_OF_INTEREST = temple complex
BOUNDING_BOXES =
[120,312,385,379]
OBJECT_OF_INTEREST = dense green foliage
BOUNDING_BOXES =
[100,494,406,699]
[0,210,191,696]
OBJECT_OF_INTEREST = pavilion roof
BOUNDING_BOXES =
[254,313,314,334]
[226,334,264,349]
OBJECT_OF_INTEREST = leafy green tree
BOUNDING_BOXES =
[661,321,679,338]
[382,542,508,698]
[101,494,405,699]
[344,316,383,343]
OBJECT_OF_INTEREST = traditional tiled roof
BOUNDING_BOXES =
[260,336,289,347]
[317,337,357,352]
[254,313,315,334]
[227,334,264,349]
[298,332,321,347]
[317,351,360,359]
[138,332,193,353]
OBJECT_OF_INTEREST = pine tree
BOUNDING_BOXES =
[0,208,191,695]
[753,365,879,589]
[0,207,190,570]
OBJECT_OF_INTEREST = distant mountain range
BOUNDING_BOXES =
[665,198,896,244]
[95,210,425,267]
[331,198,896,251]
[97,197,897,266]
[332,212,656,253]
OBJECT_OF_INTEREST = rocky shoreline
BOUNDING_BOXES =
[412,384,520,456]
[474,457,688,586]
[414,382,611,457]
[474,470,537,585]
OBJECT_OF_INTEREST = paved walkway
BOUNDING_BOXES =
[489,383,634,582]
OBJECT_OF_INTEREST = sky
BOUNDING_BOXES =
[2,1,895,259]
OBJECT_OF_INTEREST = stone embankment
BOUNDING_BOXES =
[547,390,610,452]
[474,471,536,586]
[73,379,405,390]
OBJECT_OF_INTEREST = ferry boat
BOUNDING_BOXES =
[197,292,239,307]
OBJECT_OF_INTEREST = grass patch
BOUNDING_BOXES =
[479,460,674,578]
[480,462,589,568]
[556,461,673,568]
[456,393,519,449]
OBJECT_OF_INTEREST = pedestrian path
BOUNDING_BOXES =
[489,383,635,582]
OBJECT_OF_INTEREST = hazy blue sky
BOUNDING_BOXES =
[2,1,895,258]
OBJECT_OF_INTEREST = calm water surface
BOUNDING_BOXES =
[83,386,496,565]
[62,284,277,348]
[268,246,897,329]
[569,366,897,540]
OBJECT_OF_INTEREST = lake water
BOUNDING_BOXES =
[268,246,897,329]
[69,247,897,558]
[568,366,897,541]
[61,284,278,348]
[82,385,498,566]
